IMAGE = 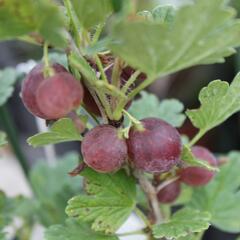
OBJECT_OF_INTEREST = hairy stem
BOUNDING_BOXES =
[95,55,108,83]
[122,70,141,94]
[127,75,156,100]
[63,0,81,48]
[92,23,104,44]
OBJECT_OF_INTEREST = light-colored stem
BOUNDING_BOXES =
[136,170,164,224]
[156,177,179,192]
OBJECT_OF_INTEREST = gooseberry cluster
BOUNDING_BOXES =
[21,62,217,205]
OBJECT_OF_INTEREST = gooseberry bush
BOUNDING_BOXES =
[1,0,240,240]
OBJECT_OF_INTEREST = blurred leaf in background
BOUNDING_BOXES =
[0,132,7,147]
[30,152,82,226]
[128,91,185,127]
[0,68,17,107]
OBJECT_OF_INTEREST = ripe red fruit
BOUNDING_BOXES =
[21,63,66,118]
[127,118,182,173]
[157,181,181,203]
[36,72,83,119]
[21,63,83,120]
[179,146,217,186]
[81,125,128,173]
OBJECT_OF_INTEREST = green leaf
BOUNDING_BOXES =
[181,145,219,171]
[66,168,136,234]
[152,208,211,239]
[187,72,240,138]
[109,0,240,77]
[0,68,17,106]
[30,152,82,226]
[71,0,112,29]
[45,219,118,240]
[128,91,185,127]
[27,118,82,147]
[188,151,240,233]
[0,132,7,147]
[0,0,67,47]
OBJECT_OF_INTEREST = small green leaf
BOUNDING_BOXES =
[27,118,82,147]
[0,132,7,147]
[128,91,185,127]
[152,208,211,239]
[71,0,112,29]
[66,168,136,234]
[109,0,240,77]
[0,68,17,106]
[45,219,119,240]
[30,153,82,226]
[187,73,240,137]
[188,151,240,233]
[181,145,219,171]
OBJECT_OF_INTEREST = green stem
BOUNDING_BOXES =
[95,55,108,83]
[188,130,206,147]
[127,75,156,100]
[0,105,29,177]
[122,70,141,94]
[135,207,152,229]
[92,23,104,44]
[43,42,53,77]
[63,0,81,48]
[111,58,122,87]
[123,109,144,130]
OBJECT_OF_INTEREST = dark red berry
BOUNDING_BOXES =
[81,125,128,173]
[21,63,67,118]
[179,146,217,186]
[21,63,84,120]
[157,181,181,203]
[127,118,182,173]
[36,72,83,119]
